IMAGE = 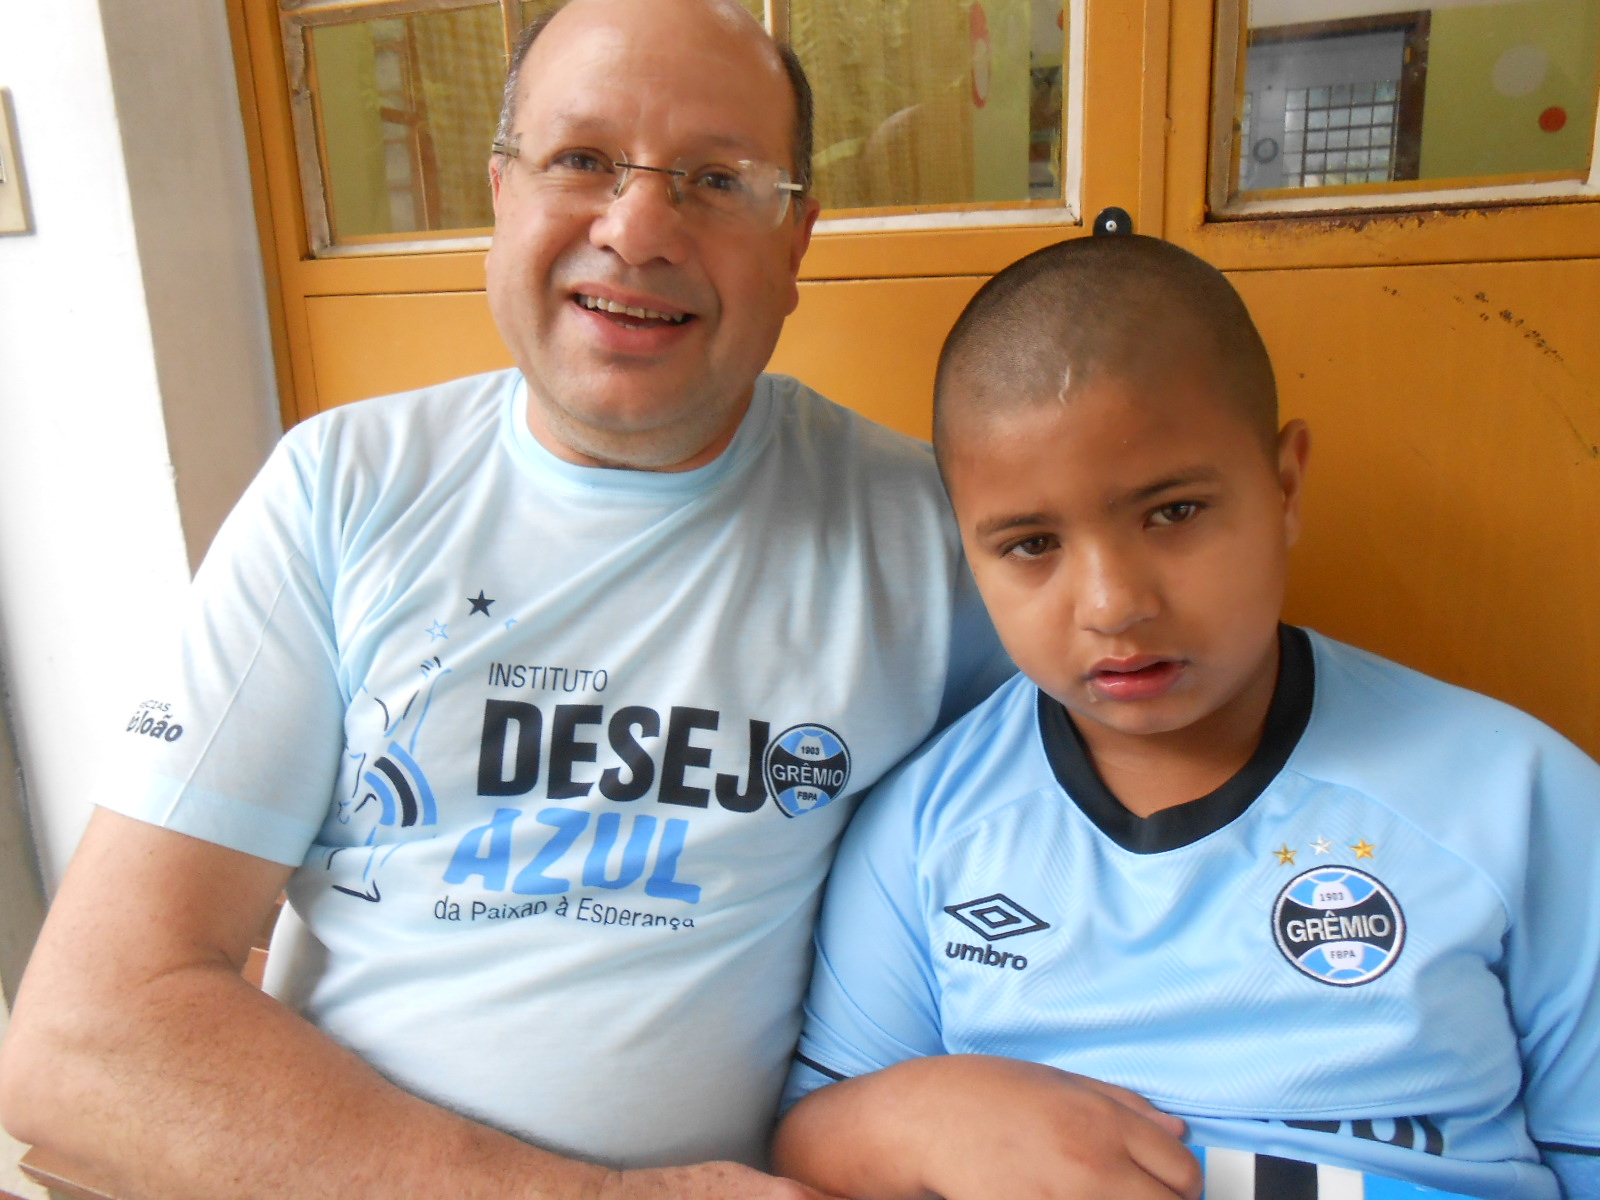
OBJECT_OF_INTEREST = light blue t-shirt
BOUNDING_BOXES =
[788,628,1600,1199]
[108,369,1012,1168]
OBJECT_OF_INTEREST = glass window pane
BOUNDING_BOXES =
[789,0,1067,212]
[310,4,503,240]
[1229,0,1599,198]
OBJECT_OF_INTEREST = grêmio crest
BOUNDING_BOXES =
[763,723,852,818]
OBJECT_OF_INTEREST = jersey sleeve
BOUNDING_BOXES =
[100,427,348,866]
[783,761,946,1110]
[1506,733,1600,1156]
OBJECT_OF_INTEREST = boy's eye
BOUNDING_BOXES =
[1005,535,1056,560]
[1149,501,1203,527]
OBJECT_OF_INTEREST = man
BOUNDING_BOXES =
[0,2,1187,1196]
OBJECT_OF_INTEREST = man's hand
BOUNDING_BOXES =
[600,1162,845,1200]
[773,1054,1203,1200]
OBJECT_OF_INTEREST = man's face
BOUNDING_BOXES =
[485,0,819,470]
[942,357,1309,752]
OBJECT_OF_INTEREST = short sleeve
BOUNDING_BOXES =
[100,430,347,865]
[782,764,946,1110]
[1507,735,1600,1156]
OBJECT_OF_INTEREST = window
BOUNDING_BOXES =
[279,0,1080,254]
[1212,0,1600,216]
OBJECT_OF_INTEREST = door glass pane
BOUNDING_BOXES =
[790,0,1067,212]
[1227,0,1599,199]
[311,4,503,239]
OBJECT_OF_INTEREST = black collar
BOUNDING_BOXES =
[1037,625,1315,854]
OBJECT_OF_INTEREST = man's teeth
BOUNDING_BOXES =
[579,295,688,324]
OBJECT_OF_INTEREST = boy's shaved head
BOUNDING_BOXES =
[934,236,1277,466]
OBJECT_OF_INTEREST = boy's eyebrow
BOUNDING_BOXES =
[974,512,1053,538]
[1117,467,1225,507]
[970,470,1227,537]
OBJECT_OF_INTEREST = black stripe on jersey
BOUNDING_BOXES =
[1254,1155,1318,1200]
[1539,1141,1600,1157]
[1037,624,1317,854]
[793,1053,847,1082]
[373,756,419,826]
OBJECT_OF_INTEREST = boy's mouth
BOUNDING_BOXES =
[1087,656,1185,702]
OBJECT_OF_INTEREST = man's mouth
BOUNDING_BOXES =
[575,293,692,329]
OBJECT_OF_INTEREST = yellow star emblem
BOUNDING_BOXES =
[1351,839,1376,859]
[1274,844,1297,866]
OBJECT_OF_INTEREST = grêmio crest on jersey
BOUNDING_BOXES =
[763,723,852,818]
[1273,866,1405,986]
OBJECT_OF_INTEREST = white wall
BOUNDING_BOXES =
[0,0,279,889]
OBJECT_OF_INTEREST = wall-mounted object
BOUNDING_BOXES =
[0,88,33,235]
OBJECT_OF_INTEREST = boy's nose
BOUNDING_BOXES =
[1073,542,1159,635]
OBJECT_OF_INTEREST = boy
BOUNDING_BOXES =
[772,237,1600,1200]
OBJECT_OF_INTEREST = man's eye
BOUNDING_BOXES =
[687,165,748,194]
[546,149,614,174]
[1150,501,1202,527]
[1005,535,1055,561]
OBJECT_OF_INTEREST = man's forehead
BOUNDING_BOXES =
[519,105,774,161]
[512,0,791,152]
[527,0,779,80]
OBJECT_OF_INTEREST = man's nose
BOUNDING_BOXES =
[589,168,693,266]
[1073,540,1159,635]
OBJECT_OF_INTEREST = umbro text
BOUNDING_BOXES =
[945,941,1028,970]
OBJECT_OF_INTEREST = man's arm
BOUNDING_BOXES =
[0,809,836,1200]
[774,1055,1202,1200]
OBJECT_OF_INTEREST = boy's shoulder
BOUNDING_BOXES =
[1293,630,1600,851]
[856,630,1600,860]
[851,670,1051,845]
[1297,629,1594,784]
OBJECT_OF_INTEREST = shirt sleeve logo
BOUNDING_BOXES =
[763,724,851,818]
[1273,867,1405,986]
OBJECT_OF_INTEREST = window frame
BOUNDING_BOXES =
[279,0,1090,256]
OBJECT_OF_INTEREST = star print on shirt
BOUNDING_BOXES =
[468,591,494,617]
[1274,844,1297,866]
[426,620,449,642]
[1310,836,1333,855]
[1351,838,1376,859]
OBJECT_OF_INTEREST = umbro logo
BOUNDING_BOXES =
[943,894,1050,942]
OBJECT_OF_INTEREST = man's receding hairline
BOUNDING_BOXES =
[493,0,814,196]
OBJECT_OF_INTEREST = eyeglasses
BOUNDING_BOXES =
[492,142,804,229]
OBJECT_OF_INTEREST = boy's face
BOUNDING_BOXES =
[942,354,1309,747]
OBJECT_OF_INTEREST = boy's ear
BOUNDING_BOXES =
[1277,419,1311,548]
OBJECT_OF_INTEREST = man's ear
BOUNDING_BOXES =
[782,197,822,315]
[1277,418,1312,548]
[489,156,506,208]
[789,197,821,276]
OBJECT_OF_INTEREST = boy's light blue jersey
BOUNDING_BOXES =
[787,628,1600,1199]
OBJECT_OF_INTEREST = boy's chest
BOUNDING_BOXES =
[923,781,1520,1115]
